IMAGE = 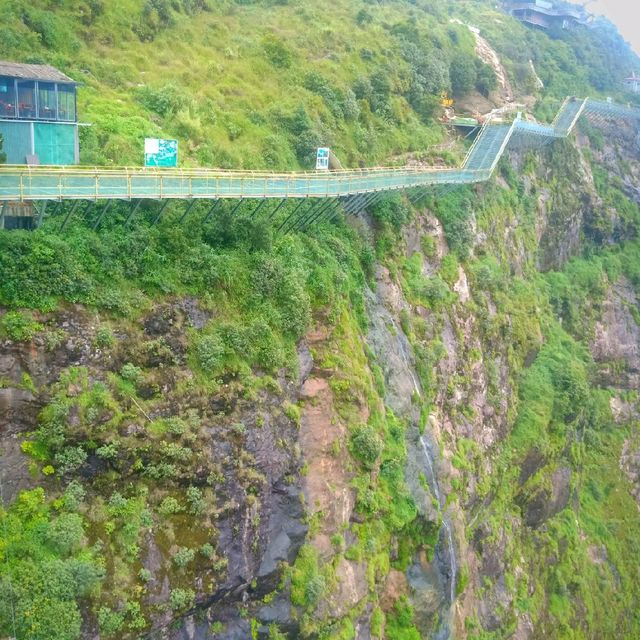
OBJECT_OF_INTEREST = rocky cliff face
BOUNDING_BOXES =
[1,129,639,640]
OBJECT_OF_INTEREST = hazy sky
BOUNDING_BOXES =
[589,0,640,56]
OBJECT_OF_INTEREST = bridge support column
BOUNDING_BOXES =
[178,199,199,224]
[93,200,113,230]
[152,200,170,225]
[124,199,143,226]
[248,199,267,218]
[276,199,305,233]
[202,199,221,224]
[267,198,287,221]
[294,198,335,231]
[281,199,321,234]
[59,200,81,232]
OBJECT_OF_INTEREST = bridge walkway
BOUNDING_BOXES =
[0,96,639,230]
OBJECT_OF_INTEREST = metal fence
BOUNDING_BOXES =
[0,96,638,204]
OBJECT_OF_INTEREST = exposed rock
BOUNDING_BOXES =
[521,466,571,528]
[621,438,640,509]
[591,278,640,388]
[299,375,354,540]
[319,557,368,618]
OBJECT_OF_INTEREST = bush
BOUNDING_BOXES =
[263,35,293,69]
[157,496,183,516]
[120,362,143,384]
[98,607,125,636]
[170,588,195,611]
[0,311,42,342]
[350,424,383,469]
[45,513,85,555]
[54,446,88,475]
[173,546,195,568]
[137,83,189,117]
[450,52,477,97]
[193,333,225,374]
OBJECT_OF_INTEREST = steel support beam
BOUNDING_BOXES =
[152,200,171,225]
[34,201,47,228]
[92,199,113,230]
[314,197,345,226]
[267,198,287,221]
[227,198,244,218]
[124,199,143,226]
[325,198,348,223]
[276,199,306,232]
[249,199,267,218]
[0,202,5,230]
[294,198,336,231]
[178,199,199,223]
[202,198,221,224]
[282,199,321,234]
[59,200,81,232]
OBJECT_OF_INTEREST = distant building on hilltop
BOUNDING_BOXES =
[624,72,640,94]
[505,0,592,30]
[0,61,79,165]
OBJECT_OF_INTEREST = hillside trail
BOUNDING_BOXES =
[471,26,514,102]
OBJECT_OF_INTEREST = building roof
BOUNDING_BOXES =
[0,61,76,84]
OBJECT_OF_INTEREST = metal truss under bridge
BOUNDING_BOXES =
[0,97,638,232]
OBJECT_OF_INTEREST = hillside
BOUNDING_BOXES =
[0,0,638,169]
[1,2,640,640]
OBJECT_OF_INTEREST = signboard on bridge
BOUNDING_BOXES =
[315,147,330,171]
[144,138,178,167]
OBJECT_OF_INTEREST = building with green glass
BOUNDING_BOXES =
[0,61,79,165]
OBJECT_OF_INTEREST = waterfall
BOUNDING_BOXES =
[388,318,421,397]
[420,435,457,607]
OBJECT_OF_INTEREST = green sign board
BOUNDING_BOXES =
[144,138,178,167]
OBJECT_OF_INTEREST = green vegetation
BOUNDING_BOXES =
[1,1,640,639]
[0,488,104,640]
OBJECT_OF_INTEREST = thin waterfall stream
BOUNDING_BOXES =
[367,288,458,638]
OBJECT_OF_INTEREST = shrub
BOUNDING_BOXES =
[95,326,115,348]
[173,546,195,568]
[98,607,125,636]
[0,311,42,342]
[194,333,225,374]
[157,496,183,516]
[349,424,383,469]
[137,83,189,117]
[263,35,293,68]
[120,363,143,385]
[186,486,206,514]
[290,545,325,608]
[54,446,88,475]
[170,588,195,611]
[450,52,477,97]
[45,513,85,555]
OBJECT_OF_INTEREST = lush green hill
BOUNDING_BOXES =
[1,0,637,168]
[1,3,640,640]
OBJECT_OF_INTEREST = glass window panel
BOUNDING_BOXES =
[38,81,56,120]
[57,84,76,121]
[17,80,36,119]
[0,77,16,118]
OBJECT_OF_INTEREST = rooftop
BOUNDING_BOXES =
[0,61,76,84]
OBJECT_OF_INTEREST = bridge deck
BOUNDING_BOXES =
[0,97,638,203]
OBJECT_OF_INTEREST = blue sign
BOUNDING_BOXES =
[316,147,330,170]
[144,138,178,167]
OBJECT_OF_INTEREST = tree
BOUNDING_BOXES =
[450,53,477,97]
[475,61,498,97]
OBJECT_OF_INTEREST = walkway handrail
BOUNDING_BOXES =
[1,96,639,203]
